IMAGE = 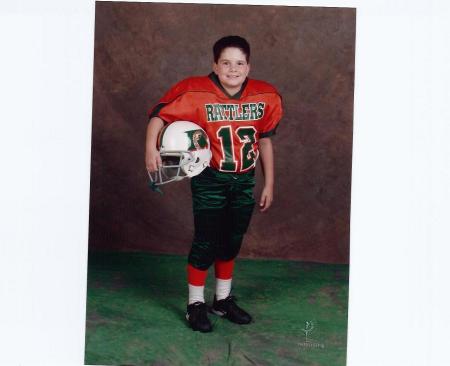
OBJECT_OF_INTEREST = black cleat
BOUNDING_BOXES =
[186,302,212,332]
[211,295,252,325]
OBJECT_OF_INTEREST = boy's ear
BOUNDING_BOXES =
[212,62,218,74]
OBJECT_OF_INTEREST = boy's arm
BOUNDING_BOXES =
[258,137,274,212]
[145,117,165,172]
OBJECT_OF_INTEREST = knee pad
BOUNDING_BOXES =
[188,239,216,270]
[217,233,245,262]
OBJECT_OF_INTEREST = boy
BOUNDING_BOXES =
[145,36,282,332]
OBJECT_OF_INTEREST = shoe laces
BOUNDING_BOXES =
[223,295,237,302]
[218,295,240,311]
[189,302,208,319]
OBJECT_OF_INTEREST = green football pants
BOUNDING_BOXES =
[188,168,256,270]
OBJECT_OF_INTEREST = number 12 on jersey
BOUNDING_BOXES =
[217,126,259,172]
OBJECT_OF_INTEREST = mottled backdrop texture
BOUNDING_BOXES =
[89,2,355,264]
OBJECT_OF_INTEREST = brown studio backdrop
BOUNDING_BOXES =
[89,2,355,264]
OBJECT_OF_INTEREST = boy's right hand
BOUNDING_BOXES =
[146,148,162,172]
[145,116,165,172]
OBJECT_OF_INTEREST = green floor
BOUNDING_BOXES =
[85,252,348,366]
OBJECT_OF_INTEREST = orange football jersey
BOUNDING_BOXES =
[148,73,283,173]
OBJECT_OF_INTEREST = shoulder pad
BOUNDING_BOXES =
[246,79,280,96]
[159,76,215,103]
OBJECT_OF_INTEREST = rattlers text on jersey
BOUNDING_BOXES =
[148,73,283,173]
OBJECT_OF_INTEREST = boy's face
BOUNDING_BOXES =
[213,47,250,95]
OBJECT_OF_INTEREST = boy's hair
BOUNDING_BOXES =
[213,36,250,63]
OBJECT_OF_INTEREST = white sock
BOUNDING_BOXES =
[215,278,232,300]
[188,284,205,304]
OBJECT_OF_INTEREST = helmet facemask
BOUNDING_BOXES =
[147,150,194,186]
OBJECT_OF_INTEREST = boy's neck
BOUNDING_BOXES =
[208,72,248,100]
[223,85,241,96]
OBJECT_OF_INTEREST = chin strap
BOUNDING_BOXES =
[147,169,163,195]
[148,180,163,195]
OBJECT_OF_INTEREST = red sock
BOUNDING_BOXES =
[187,264,208,286]
[214,259,235,280]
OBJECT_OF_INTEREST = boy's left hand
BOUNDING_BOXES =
[259,185,273,212]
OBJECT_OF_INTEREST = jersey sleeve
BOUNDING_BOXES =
[259,93,283,138]
[147,79,197,124]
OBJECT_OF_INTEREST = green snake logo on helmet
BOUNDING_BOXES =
[185,129,208,151]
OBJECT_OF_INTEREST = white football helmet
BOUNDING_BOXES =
[147,121,212,187]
